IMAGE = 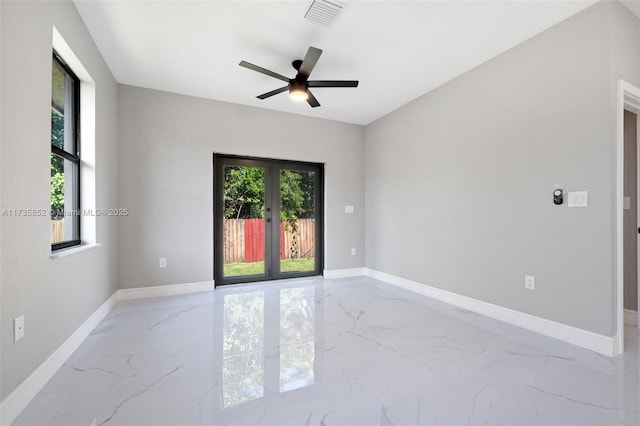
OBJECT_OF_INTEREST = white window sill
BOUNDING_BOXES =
[50,243,101,259]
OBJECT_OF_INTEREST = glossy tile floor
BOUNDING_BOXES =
[13,276,640,425]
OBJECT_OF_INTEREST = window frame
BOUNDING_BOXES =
[51,51,81,251]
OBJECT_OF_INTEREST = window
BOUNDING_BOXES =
[51,52,80,250]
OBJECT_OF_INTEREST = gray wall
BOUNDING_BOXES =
[365,1,640,336]
[117,86,364,289]
[0,1,119,401]
[624,110,638,311]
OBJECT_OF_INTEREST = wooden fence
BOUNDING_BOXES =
[224,218,315,264]
[51,219,64,243]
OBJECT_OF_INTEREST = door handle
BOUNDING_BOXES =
[266,218,272,223]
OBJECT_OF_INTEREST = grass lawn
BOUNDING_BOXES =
[224,257,315,277]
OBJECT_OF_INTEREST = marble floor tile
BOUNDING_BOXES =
[12,276,640,425]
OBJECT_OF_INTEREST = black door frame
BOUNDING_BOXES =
[213,154,324,286]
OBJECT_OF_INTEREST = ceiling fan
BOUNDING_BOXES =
[239,46,358,108]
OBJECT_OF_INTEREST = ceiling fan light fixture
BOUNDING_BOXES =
[289,88,308,101]
[289,81,309,101]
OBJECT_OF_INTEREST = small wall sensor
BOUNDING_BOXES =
[553,189,563,205]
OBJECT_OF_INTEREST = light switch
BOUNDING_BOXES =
[344,205,354,214]
[624,196,631,210]
[568,191,588,208]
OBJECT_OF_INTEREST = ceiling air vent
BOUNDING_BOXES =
[304,0,345,26]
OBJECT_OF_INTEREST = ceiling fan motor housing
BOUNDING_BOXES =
[292,59,303,71]
[290,79,308,92]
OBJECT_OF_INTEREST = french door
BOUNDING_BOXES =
[213,154,323,285]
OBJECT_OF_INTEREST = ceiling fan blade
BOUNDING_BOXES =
[298,47,323,80]
[257,86,289,100]
[239,61,290,83]
[307,90,320,108]
[308,80,359,88]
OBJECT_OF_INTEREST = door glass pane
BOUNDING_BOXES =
[223,165,266,277]
[279,169,316,273]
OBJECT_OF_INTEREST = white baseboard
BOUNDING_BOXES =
[624,308,638,325]
[118,281,215,300]
[0,280,215,425]
[364,268,616,357]
[0,291,119,426]
[323,268,366,279]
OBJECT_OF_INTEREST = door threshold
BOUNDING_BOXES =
[214,275,323,291]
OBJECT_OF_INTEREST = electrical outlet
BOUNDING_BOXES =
[525,275,536,290]
[14,315,24,342]
[351,248,356,256]
[159,257,167,268]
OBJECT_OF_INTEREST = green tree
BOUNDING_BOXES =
[298,171,315,219]
[279,170,303,221]
[223,166,316,221]
[224,166,265,219]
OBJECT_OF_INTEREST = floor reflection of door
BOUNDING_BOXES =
[219,283,321,410]
[221,291,265,407]
[214,155,323,285]
[279,286,315,392]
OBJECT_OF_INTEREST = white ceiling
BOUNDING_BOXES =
[73,0,614,125]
